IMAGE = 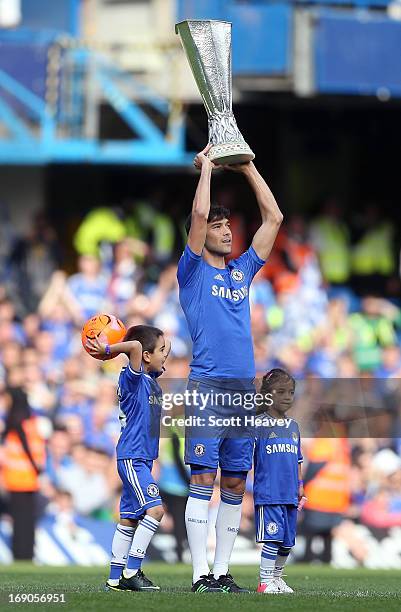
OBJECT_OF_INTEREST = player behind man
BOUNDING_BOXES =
[86,326,171,592]
[254,368,304,594]
[177,144,283,593]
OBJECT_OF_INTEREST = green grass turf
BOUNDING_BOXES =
[0,563,401,612]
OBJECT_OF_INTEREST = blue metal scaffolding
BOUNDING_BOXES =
[0,33,193,166]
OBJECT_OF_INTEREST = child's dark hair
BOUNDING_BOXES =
[185,205,230,235]
[257,368,295,414]
[260,368,296,395]
[124,325,164,353]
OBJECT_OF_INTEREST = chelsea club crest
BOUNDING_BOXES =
[267,521,279,535]
[194,444,206,457]
[231,269,244,282]
[147,484,160,498]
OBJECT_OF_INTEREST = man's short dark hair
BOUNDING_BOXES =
[185,205,230,235]
[123,325,164,353]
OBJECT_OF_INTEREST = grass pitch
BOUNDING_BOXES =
[0,563,400,611]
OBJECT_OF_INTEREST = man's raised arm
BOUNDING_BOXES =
[187,144,216,255]
[225,161,283,261]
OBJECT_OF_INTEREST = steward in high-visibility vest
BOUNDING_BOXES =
[302,438,351,562]
[2,417,45,492]
[74,207,126,256]
[1,387,46,561]
[304,438,350,514]
[310,217,351,284]
[351,222,395,276]
[126,202,175,264]
[349,310,397,371]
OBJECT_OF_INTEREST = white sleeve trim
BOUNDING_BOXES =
[128,364,142,376]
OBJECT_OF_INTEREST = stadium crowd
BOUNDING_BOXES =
[0,194,401,566]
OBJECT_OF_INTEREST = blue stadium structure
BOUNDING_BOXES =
[0,0,400,165]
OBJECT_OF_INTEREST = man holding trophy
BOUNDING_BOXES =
[176,20,283,593]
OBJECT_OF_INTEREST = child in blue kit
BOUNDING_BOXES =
[86,325,170,592]
[254,368,304,594]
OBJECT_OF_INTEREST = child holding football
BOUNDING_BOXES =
[86,325,170,592]
[254,368,304,594]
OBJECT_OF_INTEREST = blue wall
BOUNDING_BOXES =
[315,10,401,96]
[230,3,292,75]
[19,0,81,35]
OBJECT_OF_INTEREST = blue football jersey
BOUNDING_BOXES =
[253,413,303,506]
[116,364,162,461]
[177,245,265,381]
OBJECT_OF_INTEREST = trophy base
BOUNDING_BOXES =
[208,142,255,166]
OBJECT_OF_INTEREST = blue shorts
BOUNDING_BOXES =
[185,436,254,471]
[255,504,298,546]
[184,379,255,471]
[118,459,162,520]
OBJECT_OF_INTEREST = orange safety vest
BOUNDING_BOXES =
[2,418,45,492]
[304,439,350,514]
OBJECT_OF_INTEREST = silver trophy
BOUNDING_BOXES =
[175,19,255,165]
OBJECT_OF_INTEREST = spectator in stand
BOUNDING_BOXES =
[374,345,401,379]
[56,378,93,427]
[7,213,61,314]
[45,426,73,487]
[67,255,110,321]
[1,342,22,373]
[349,297,401,372]
[249,268,276,311]
[263,215,314,295]
[22,313,41,348]
[313,298,353,356]
[108,238,148,319]
[0,299,24,344]
[58,413,85,447]
[360,450,401,530]
[24,363,56,416]
[38,271,82,352]
[57,446,112,517]
[269,256,327,352]
[83,379,119,456]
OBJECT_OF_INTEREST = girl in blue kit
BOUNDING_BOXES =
[254,368,304,594]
